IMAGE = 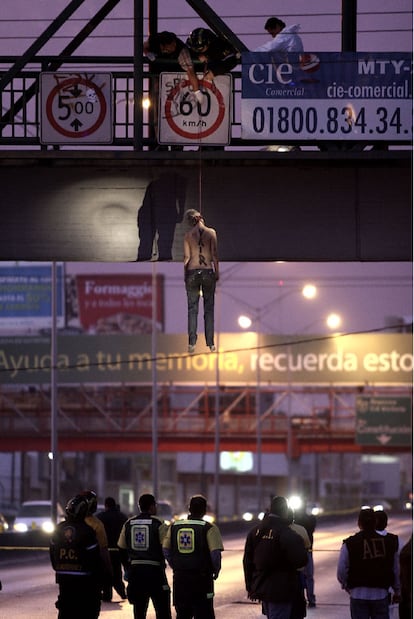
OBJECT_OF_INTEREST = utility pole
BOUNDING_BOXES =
[342,0,357,52]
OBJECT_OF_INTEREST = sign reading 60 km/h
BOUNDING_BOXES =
[40,72,113,144]
[159,73,231,146]
[241,51,412,142]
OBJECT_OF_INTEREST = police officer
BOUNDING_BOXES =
[50,495,102,619]
[117,493,172,619]
[163,494,224,619]
[78,489,113,596]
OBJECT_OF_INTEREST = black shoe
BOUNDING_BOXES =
[308,602,316,608]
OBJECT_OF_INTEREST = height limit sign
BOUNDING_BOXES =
[40,72,112,144]
[159,73,231,146]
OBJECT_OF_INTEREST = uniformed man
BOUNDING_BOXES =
[50,495,102,619]
[117,493,172,619]
[78,489,113,597]
[163,494,223,619]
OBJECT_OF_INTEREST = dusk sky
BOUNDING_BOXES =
[0,0,412,55]
[0,1,412,337]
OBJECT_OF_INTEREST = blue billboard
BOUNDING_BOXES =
[241,52,412,141]
[0,264,65,331]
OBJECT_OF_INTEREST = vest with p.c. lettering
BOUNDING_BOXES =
[50,520,100,578]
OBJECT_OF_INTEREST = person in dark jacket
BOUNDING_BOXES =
[97,496,128,601]
[50,495,102,619]
[398,535,412,619]
[186,28,239,81]
[337,507,400,619]
[294,505,317,607]
[117,493,171,619]
[243,495,308,619]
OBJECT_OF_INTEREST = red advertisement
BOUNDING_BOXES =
[76,274,164,333]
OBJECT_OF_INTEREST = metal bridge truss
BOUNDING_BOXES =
[0,384,410,455]
[0,0,408,149]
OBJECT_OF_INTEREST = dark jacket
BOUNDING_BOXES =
[97,505,127,548]
[345,529,398,589]
[50,519,101,584]
[294,511,316,547]
[202,36,239,76]
[243,514,308,603]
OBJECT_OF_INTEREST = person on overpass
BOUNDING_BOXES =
[255,17,304,54]
[186,28,240,82]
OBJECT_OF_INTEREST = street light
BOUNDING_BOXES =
[236,285,318,512]
[238,314,252,330]
[233,283,319,335]
[237,295,343,503]
[301,312,344,334]
[326,312,342,330]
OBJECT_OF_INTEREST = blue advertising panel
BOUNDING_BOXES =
[241,52,412,141]
[0,264,65,331]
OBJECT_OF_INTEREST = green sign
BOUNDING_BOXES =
[356,396,412,446]
[0,333,411,385]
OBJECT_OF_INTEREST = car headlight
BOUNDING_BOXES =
[41,521,55,534]
[287,495,303,511]
[204,514,215,523]
[242,511,254,522]
[14,523,28,533]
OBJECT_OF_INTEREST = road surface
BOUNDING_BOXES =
[0,514,411,618]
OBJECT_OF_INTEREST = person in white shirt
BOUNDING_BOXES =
[255,17,304,54]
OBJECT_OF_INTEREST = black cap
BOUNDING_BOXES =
[269,496,288,518]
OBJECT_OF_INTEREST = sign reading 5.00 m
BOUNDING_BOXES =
[241,52,412,141]
[40,72,113,144]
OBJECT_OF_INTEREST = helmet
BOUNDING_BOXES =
[187,28,214,52]
[78,490,98,515]
[66,495,88,521]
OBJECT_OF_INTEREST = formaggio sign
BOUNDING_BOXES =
[0,333,411,385]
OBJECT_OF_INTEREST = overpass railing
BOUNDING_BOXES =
[0,55,410,151]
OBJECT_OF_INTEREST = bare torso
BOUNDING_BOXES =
[184,223,219,276]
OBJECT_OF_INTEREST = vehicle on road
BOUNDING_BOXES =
[156,500,175,524]
[13,500,64,534]
[0,512,9,533]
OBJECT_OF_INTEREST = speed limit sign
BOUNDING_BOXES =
[158,73,231,145]
[40,72,112,144]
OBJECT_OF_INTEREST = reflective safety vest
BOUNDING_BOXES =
[50,520,100,578]
[170,518,213,573]
[124,514,164,567]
